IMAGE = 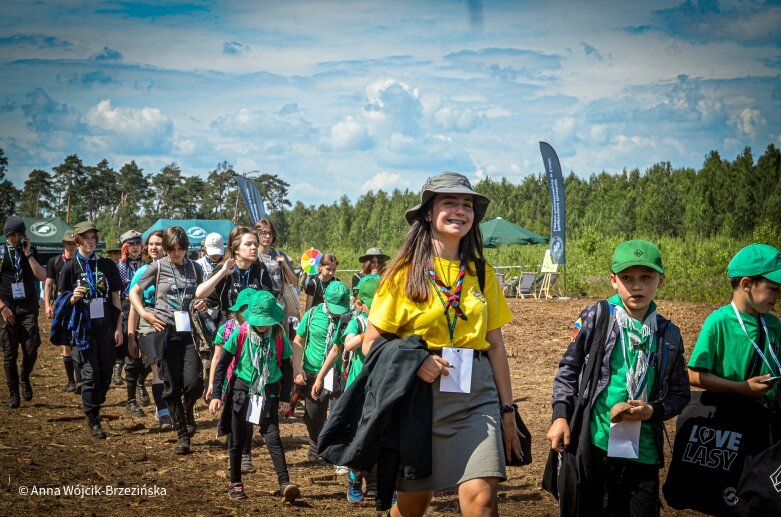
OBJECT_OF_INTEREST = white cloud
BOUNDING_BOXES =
[361,171,408,192]
[731,108,765,137]
[330,116,373,151]
[85,99,173,154]
[432,105,482,132]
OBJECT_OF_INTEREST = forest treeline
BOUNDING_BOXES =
[2,144,780,299]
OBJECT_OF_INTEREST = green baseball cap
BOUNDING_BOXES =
[611,239,664,274]
[72,221,98,236]
[405,171,490,225]
[356,273,381,309]
[241,290,285,327]
[727,243,781,283]
[324,281,351,315]
[229,288,258,312]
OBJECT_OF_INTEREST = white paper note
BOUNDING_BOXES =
[247,393,263,425]
[607,420,641,458]
[439,347,473,393]
[174,310,191,332]
[324,368,335,392]
[11,282,25,300]
[89,298,104,319]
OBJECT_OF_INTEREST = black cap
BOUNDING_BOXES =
[3,216,26,237]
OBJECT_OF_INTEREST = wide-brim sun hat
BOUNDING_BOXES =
[72,221,98,236]
[229,288,258,313]
[242,290,285,327]
[358,247,390,263]
[404,171,490,225]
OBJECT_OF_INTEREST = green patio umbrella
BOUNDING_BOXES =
[479,217,547,248]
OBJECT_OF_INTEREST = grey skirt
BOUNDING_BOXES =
[397,352,506,492]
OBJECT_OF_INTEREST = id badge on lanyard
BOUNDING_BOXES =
[89,298,105,319]
[247,393,264,425]
[174,310,191,332]
[11,282,25,300]
[439,347,473,393]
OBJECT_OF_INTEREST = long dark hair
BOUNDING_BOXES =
[142,230,165,264]
[381,195,485,303]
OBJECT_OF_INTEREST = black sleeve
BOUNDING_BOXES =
[192,260,204,284]
[304,277,317,296]
[207,276,226,309]
[46,256,57,280]
[351,273,361,289]
[280,357,293,403]
[103,259,123,294]
[211,347,236,401]
[57,260,74,294]
[260,264,273,293]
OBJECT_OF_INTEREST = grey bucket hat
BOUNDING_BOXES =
[404,172,490,225]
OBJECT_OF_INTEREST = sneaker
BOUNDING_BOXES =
[126,400,145,417]
[65,381,76,393]
[174,434,190,455]
[335,465,350,475]
[228,482,247,500]
[365,488,378,499]
[113,363,123,385]
[88,417,107,439]
[241,453,254,473]
[8,392,20,409]
[159,414,174,431]
[137,382,150,406]
[21,380,32,401]
[347,472,364,503]
[281,483,300,503]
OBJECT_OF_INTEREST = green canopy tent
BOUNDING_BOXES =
[142,219,235,253]
[0,216,74,253]
[479,217,547,247]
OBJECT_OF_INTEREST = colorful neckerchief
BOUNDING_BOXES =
[428,256,468,321]
[609,294,657,400]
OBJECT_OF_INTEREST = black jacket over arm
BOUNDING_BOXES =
[317,333,432,511]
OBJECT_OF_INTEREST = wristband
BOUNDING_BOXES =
[499,403,517,414]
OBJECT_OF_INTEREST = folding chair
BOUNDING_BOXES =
[516,272,537,299]
[500,275,519,297]
[537,273,559,299]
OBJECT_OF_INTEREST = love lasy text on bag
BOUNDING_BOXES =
[682,425,742,471]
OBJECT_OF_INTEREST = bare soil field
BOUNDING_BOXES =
[0,298,719,516]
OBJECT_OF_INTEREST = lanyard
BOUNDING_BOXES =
[247,328,273,395]
[5,244,22,282]
[236,264,253,291]
[731,302,781,376]
[166,258,190,310]
[321,305,342,365]
[428,256,468,345]
[76,251,101,297]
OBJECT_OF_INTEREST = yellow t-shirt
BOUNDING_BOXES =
[369,259,513,351]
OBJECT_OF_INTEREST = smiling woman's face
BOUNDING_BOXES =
[427,193,474,243]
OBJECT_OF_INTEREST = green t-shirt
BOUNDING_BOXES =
[591,295,658,464]
[296,305,345,374]
[343,313,368,388]
[223,326,292,387]
[688,304,781,403]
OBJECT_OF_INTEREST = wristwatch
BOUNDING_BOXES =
[499,403,517,414]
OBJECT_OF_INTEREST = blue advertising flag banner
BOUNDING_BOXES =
[539,142,566,264]
[235,176,267,224]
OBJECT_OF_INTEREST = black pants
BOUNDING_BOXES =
[0,303,41,392]
[302,373,330,458]
[71,320,116,416]
[121,321,145,402]
[228,380,290,485]
[592,447,660,517]
[157,325,203,406]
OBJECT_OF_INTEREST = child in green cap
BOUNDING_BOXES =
[546,239,689,516]
[209,289,299,502]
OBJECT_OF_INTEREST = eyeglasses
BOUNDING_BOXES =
[258,231,273,237]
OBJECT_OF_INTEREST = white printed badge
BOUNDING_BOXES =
[173,310,191,332]
[607,420,641,459]
[439,347,473,394]
[323,368,335,393]
[11,282,25,300]
[89,298,104,319]
[247,393,264,425]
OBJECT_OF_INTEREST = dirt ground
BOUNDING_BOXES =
[0,298,720,516]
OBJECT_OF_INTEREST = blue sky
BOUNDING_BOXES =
[1,0,780,206]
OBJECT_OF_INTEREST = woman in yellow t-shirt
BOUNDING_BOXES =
[362,171,521,517]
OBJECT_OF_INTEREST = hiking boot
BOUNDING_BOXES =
[174,433,190,455]
[184,403,196,436]
[137,381,150,406]
[241,453,254,473]
[159,414,174,431]
[65,381,77,393]
[347,471,364,503]
[20,380,32,401]
[281,482,300,503]
[8,391,20,409]
[126,399,145,417]
[88,417,107,439]
[112,363,123,385]
[228,482,247,500]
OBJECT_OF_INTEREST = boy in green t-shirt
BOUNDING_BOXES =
[546,240,689,516]
[688,243,781,427]
[291,280,351,462]
[208,290,299,503]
